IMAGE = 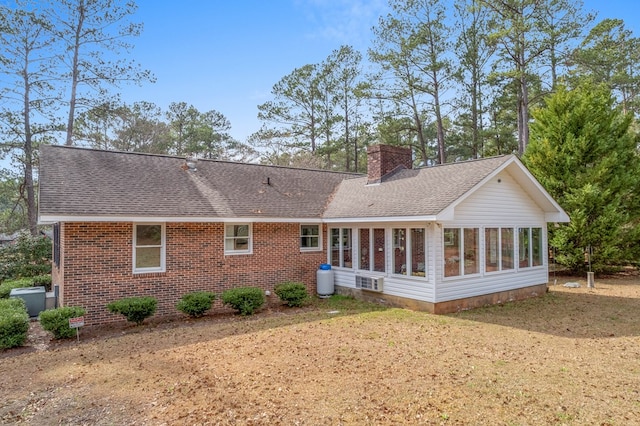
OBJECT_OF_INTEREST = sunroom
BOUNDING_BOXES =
[322,146,568,312]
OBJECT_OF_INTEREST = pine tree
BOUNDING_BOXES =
[523,83,640,272]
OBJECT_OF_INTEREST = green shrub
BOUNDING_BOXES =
[0,231,52,281]
[39,306,86,339]
[274,282,309,307]
[107,296,157,325]
[31,274,53,292]
[176,291,216,318]
[221,287,265,316]
[0,278,34,299]
[0,300,29,349]
[0,297,27,311]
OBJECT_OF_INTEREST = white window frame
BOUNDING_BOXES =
[224,223,253,255]
[391,227,427,278]
[485,227,515,273]
[329,228,353,269]
[518,227,544,269]
[300,224,322,252]
[133,223,166,274]
[443,227,480,278]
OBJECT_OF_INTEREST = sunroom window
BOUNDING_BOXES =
[519,227,543,268]
[330,228,352,268]
[444,227,479,277]
[485,227,515,272]
[392,228,407,274]
[133,223,165,273]
[392,228,426,277]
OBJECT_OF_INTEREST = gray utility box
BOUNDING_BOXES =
[10,286,46,317]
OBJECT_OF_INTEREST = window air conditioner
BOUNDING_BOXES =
[355,275,384,292]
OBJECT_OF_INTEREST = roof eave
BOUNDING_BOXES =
[38,214,325,224]
[322,215,438,223]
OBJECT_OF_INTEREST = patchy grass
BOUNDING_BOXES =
[1,277,639,425]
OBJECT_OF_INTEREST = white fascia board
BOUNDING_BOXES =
[322,215,438,223]
[434,208,455,221]
[38,215,322,224]
[545,212,570,223]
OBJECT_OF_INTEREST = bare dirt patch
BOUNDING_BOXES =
[1,275,639,425]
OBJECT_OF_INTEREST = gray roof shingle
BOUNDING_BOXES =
[39,145,358,220]
[39,146,531,223]
[322,155,514,219]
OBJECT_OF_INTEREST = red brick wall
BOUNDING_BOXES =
[367,145,413,183]
[59,222,327,325]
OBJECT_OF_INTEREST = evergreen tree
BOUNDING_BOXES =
[523,83,640,272]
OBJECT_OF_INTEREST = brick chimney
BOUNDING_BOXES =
[367,144,413,184]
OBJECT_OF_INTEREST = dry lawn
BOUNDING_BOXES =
[1,274,640,425]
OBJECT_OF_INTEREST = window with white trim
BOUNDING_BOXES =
[444,227,479,277]
[330,228,353,268]
[300,224,321,251]
[225,224,252,254]
[392,227,426,277]
[485,227,515,273]
[519,227,543,268]
[133,223,165,273]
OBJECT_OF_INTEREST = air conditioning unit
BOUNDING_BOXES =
[355,275,383,292]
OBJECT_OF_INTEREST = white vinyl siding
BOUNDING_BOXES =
[436,170,548,302]
[330,169,551,305]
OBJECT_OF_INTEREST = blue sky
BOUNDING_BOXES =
[121,0,640,143]
[123,0,388,142]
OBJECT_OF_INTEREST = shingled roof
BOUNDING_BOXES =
[38,145,358,222]
[322,155,515,220]
[39,144,568,224]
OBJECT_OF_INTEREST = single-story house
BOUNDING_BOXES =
[38,144,569,325]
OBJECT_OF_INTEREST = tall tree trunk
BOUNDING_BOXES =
[65,0,86,146]
[517,38,529,155]
[434,88,446,164]
[22,63,37,236]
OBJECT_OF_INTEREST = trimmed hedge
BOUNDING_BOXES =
[176,291,216,318]
[107,296,157,325]
[39,306,86,339]
[0,278,34,299]
[274,282,309,307]
[31,274,53,292]
[0,298,29,349]
[221,287,265,316]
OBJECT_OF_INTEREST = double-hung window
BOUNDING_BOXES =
[133,223,165,273]
[300,224,321,251]
[225,224,252,254]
